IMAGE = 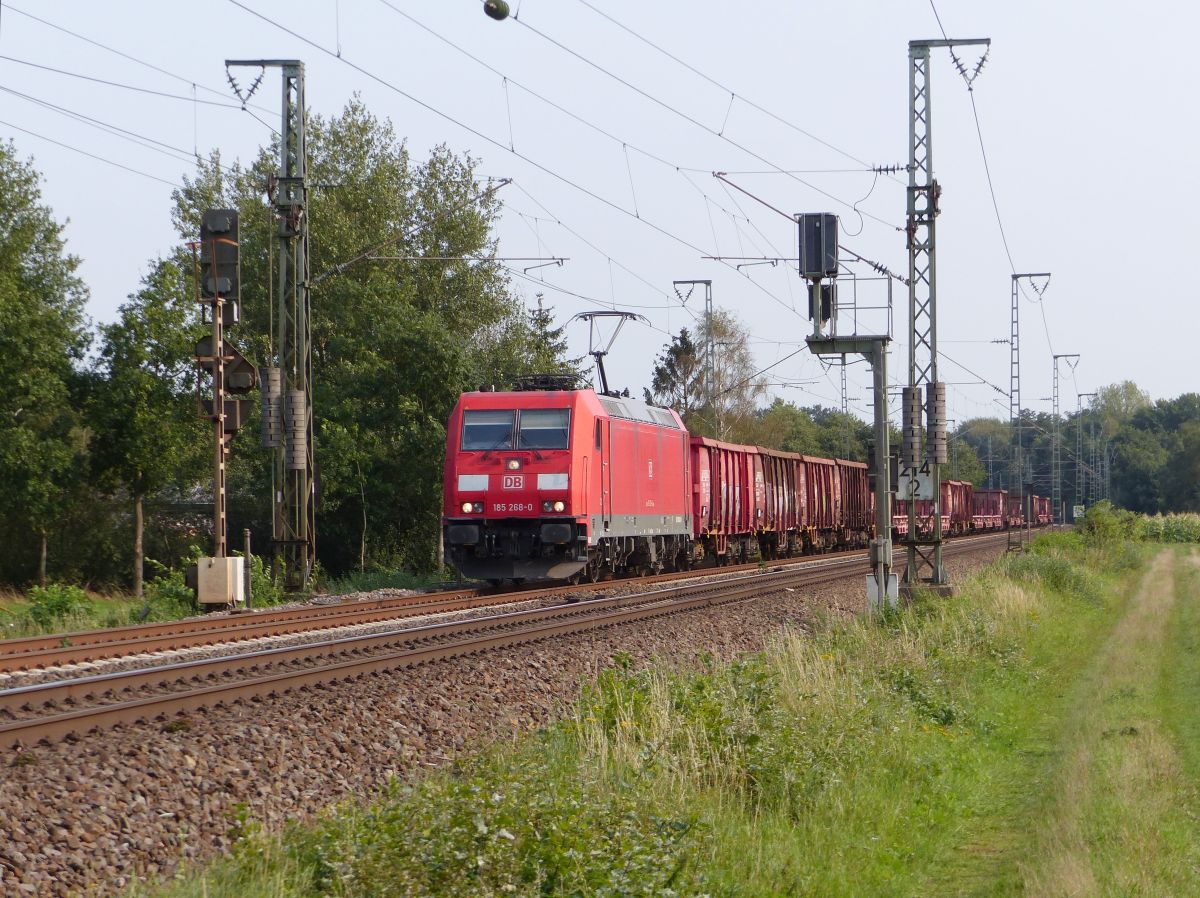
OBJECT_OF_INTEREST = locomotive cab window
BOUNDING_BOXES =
[518,408,570,450]
[462,409,515,451]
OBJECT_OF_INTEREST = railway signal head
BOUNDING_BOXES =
[199,209,240,305]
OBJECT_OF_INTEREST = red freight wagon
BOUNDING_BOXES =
[691,437,755,560]
[972,488,1007,531]
[443,389,691,582]
[892,480,969,538]
[801,455,840,541]
[692,440,869,560]
[943,480,974,535]
[758,447,807,557]
[893,499,939,537]
[1034,495,1052,525]
[1007,494,1026,528]
[838,459,872,536]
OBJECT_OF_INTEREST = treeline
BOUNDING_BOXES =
[645,325,1199,513]
[0,102,578,592]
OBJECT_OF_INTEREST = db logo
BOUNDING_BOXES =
[502,474,525,490]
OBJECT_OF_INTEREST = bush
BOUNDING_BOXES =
[27,583,92,628]
[141,564,197,621]
[245,554,285,606]
[1002,552,1103,606]
[1027,530,1083,554]
[1078,501,1144,545]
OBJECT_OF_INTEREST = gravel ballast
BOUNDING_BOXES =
[0,545,1003,897]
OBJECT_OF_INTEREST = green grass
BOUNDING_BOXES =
[0,555,286,640]
[1166,549,1200,797]
[0,588,186,640]
[139,538,1192,897]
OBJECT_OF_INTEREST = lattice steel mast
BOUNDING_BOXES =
[1076,391,1097,517]
[902,38,988,592]
[1051,353,1079,524]
[227,59,315,590]
[1008,273,1049,550]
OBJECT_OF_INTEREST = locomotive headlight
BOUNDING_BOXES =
[461,501,474,513]
[506,458,522,471]
[553,500,566,513]
[473,502,484,513]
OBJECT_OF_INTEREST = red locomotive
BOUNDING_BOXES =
[443,388,691,583]
[442,385,1051,583]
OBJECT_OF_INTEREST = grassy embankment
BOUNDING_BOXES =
[0,562,452,640]
[141,524,1199,896]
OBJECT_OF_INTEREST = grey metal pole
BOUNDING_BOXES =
[872,340,892,608]
[243,528,253,609]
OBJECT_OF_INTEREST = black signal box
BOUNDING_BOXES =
[797,212,838,279]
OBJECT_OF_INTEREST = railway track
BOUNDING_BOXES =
[0,539,941,673]
[0,532,1009,749]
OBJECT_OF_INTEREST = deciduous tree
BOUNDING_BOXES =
[89,259,205,596]
[0,141,89,584]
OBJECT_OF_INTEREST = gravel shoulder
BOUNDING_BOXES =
[0,545,1002,897]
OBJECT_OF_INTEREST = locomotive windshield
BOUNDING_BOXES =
[518,408,570,449]
[461,409,515,450]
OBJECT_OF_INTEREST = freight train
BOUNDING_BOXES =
[442,386,1049,583]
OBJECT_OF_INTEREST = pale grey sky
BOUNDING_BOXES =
[2,0,1196,425]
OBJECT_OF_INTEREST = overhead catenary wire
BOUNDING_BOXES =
[567,0,906,187]
[226,0,810,326]
[506,11,903,231]
[926,0,1057,361]
[368,0,847,322]
[383,0,903,229]
[0,54,252,109]
[3,3,275,115]
[509,181,699,321]
[0,118,181,187]
[712,171,909,285]
[0,83,222,167]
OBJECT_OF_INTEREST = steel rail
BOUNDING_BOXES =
[0,559,868,716]
[0,533,1009,749]
[0,587,484,660]
[0,543,889,671]
[0,532,1012,672]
